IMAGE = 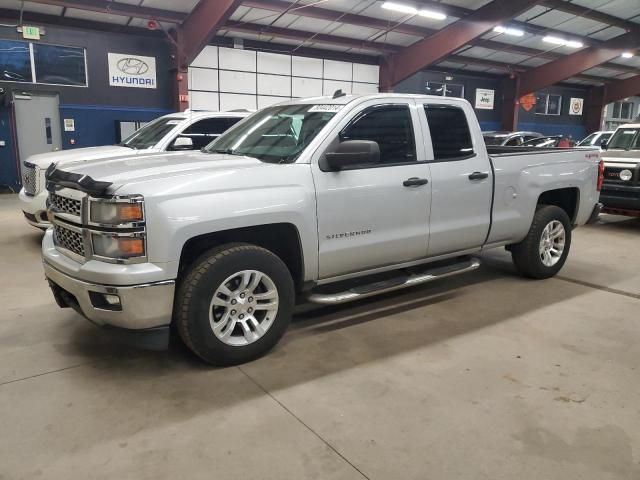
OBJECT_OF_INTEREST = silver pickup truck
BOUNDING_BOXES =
[42,94,603,365]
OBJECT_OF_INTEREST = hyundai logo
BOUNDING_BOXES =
[116,57,149,75]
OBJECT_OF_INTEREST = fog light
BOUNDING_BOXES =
[104,294,121,306]
[620,169,632,181]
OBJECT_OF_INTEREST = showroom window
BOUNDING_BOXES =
[424,105,475,161]
[341,104,416,164]
[425,81,464,98]
[33,44,86,86]
[611,101,634,120]
[0,39,32,83]
[0,39,86,87]
[535,93,562,115]
[180,118,243,149]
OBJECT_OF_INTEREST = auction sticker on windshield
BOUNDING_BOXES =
[309,105,343,112]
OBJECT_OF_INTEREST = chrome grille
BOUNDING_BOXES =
[53,224,85,257]
[22,164,37,195]
[49,193,82,217]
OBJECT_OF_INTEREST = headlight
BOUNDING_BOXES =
[92,234,145,260]
[619,169,632,181]
[89,197,144,225]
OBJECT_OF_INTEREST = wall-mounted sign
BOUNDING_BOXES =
[475,88,495,110]
[569,97,584,115]
[22,26,41,40]
[108,53,156,89]
[63,118,75,132]
[519,93,537,112]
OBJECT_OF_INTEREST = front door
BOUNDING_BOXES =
[312,99,431,279]
[13,92,62,177]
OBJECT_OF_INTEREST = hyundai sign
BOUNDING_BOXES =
[108,53,157,89]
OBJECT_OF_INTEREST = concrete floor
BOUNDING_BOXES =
[1,193,639,480]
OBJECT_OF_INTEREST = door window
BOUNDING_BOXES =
[179,117,242,149]
[340,104,416,165]
[424,105,475,160]
[505,136,522,146]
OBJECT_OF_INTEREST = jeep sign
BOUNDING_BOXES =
[475,88,494,110]
[108,53,156,89]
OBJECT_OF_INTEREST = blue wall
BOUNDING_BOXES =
[58,105,172,149]
[0,108,19,192]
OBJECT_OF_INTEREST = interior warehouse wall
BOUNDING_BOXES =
[0,23,174,190]
[187,46,379,111]
[517,84,589,140]
[394,70,503,131]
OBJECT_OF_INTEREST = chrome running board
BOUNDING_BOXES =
[307,257,481,305]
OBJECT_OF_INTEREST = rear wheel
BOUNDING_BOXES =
[510,205,572,279]
[176,243,294,365]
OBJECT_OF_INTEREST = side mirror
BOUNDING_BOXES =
[171,136,194,150]
[323,140,380,171]
[600,139,608,150]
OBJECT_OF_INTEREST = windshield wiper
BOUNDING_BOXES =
[119,142,137,149]
[208,148,244,156]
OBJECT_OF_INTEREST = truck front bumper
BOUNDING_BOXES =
[42,230,176,349]
[600,183,640,216]
[19,188,50,229]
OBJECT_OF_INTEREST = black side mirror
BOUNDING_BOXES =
[600,139,608,150]
[323,140,380,171]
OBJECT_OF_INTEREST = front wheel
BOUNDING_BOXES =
[176,243,294,365]
[510,205,572,279]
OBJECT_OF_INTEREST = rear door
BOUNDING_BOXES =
[312,99,431,279]
[416,101,493,257]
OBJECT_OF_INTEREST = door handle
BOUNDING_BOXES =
[403,177,429,187]
[468,171,489,181]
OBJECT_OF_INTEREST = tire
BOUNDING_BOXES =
[510,205,572,279]
[176,243,294,366]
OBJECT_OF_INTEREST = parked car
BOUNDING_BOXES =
[19,110,249,229]
[483,130,543,146]
[42,94,603,365]
[599,123,640,216]
[577,130,614,148]
[521,135,575,148]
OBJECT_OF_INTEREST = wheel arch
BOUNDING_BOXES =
[178,223,306,292]
[537,187,580,224]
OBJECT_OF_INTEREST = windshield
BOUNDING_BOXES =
[120,117,183,149]
[204,104,339,163]
[483,135,508,146]
[607,128,640,150]
[577,133,597,146]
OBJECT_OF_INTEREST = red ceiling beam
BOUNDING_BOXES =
[603,74,640,104]
[26,0,186,23]
[177,0,243,66]
[519,31,640,96]
[380,0,538,89]
[223,22,398,53]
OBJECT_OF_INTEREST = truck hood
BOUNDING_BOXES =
[56,151,285,196]
[602,150,640,164]
[26,145,145,169]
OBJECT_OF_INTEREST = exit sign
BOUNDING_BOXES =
[22,26,41,40]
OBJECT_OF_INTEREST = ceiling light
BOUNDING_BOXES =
[621,52,634,58]
[381,2,447,20]
[543,36,583,48]
[418,9,447,20]
[493,26,524,37]
[381,2,418,15]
